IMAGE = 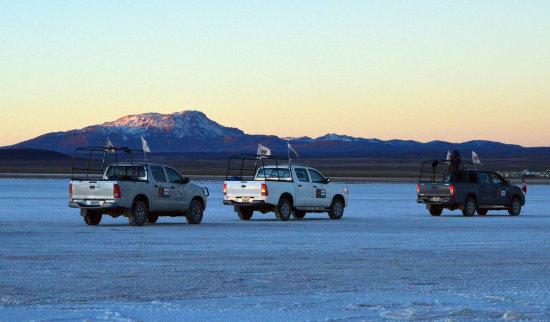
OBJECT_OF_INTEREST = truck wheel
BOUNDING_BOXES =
[293,210,306,219]
[429,206,443,216]
[186,200,203,224]
[237,207,253,220]
[462,197,476,217]
[508,197,521,216]
[477,209,488,216]
[82,209,102,226]
[128,200,147,226]
[328,197,344,220]
[147,214,159,224]
[275,198,292,221]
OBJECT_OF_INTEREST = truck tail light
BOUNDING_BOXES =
[223,183,227,196]
[416,184,420,196]
[69,183,73,198]
[261,183,268,196]
[450,185,456,197]
[113,184,121,198]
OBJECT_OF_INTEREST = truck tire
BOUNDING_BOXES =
[477,208,488,216]
[82,209,102,226]
[429,206,443,216]
[186,199,203,224]
[275,198,292,221]
[147,214,159,224]
[508,197,521,216]
[293,210,306,219]
[128,200,147,226]
[237,207,253,220]
[328,197,344,220]
[462,197,476,217]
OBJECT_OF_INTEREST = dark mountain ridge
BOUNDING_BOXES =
[4,110,549,158]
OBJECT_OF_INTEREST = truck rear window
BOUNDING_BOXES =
[256,168,291,180]
[105,166,147,181]
[444,171,478,183]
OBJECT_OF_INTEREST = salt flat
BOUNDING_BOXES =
[0,178,549,321]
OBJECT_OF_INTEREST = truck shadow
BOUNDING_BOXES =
[95,222,217,227]
[440,214,520,218]
[247,218,335,222]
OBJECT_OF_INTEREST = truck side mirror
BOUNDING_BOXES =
[183,177,190,184]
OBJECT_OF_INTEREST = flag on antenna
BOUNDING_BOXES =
[472,151,481,165]
[141,136,151,153]
[257,144,271,156]
[522,178,527,194]
[288,142,299,158]
[105,137,115,153]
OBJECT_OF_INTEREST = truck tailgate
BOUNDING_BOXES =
[419,183,451,196]
[71,181,115,200]
[225,181,262,197]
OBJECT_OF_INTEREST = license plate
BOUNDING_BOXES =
[242,197,251,202]
[86,200,100,206]
[432,197,441,202]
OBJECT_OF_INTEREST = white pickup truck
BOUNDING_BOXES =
[223,155,348,221]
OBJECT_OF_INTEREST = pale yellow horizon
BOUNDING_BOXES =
[2,1,549,147]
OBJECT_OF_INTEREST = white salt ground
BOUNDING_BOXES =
[0,178,549,321]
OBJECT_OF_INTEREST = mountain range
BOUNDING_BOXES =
[5,110,550,158]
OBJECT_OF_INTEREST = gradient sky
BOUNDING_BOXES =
[1,1,549,147]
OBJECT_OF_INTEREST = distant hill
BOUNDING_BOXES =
[4,110,550,158]
[0,149,71,161]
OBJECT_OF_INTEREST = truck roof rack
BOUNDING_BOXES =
[419,159,478,183]
[71,146,148,180]
[228,154,289,161]
[225,154,292,181]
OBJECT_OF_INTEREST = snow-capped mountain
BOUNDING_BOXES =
[97,111,244,139]
[288,134,380,143]
[313,133,383,143]
[315,133,362,142]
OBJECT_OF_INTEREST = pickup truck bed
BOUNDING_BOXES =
[225,181,265,202]
[70,179,145,210]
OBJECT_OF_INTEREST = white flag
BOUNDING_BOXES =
[257,144,271,156]
[288,142,299,158]
[472,151,481,165]
[446,151,451,161]
[105,137,115,153]
[141,136,151,153]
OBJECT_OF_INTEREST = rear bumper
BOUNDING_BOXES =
[223,200,267,206]
[417,196,453,205]
[69,200,121,209]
